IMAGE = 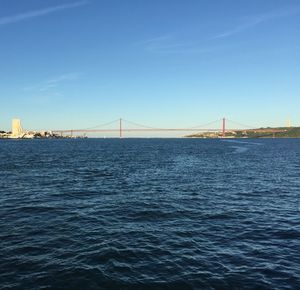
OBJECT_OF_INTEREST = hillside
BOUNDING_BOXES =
[186,127,300,138]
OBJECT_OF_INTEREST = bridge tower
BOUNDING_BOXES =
[222,117,226,138]
[119,118,122,138]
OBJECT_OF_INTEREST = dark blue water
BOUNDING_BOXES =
[0,139,299,290]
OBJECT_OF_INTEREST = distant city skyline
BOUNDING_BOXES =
[1,0,300,133]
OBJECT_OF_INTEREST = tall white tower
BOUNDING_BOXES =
[12,118,23,137]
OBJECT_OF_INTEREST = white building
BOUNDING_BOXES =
[12,118,23,138]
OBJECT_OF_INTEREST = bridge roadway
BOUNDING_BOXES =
[52,128,287,134]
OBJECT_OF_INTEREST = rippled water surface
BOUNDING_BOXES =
[0,139,299,289]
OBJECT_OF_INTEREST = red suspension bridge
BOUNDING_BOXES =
[52,118,287,138]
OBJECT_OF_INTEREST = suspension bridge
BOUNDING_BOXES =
[52,118,287,138]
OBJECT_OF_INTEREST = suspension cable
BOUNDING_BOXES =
[187,119,222,129]
[226,119,256,129]
[122,118,162,130]
[81,119,120,130]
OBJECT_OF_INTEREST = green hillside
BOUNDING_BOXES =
[186,127,300,138]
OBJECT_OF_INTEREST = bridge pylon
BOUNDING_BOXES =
[119,118,122,138]
[222,117,226,138]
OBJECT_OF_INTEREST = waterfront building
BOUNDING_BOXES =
[12,118,23,137]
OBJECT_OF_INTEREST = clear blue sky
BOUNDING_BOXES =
[0,0,299,132]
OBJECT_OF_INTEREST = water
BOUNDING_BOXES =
[0,139,299,289]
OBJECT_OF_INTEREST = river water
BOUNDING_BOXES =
[0,139,299,289]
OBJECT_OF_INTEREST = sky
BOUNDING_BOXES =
[0,0,299,134]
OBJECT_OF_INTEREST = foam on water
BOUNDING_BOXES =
[221,139,263,146]
[229,145,250,154]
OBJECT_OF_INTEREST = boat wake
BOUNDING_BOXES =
[221,139,263,154]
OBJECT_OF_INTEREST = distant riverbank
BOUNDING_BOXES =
[186,126,300,138]
[0,130,78,139]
